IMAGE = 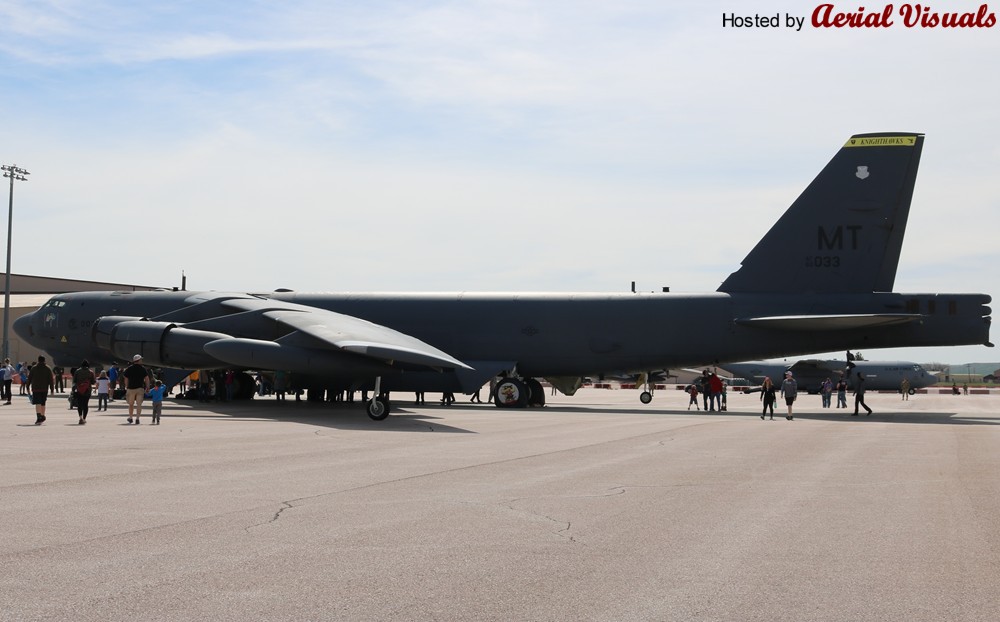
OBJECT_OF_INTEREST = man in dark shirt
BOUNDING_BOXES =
[853,372,873,416]
[123,354,150,424]
[28,355,54,425]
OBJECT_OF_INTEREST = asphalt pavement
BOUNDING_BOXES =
[2,387,999,621]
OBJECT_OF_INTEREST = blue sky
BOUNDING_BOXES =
[1,1,997,363]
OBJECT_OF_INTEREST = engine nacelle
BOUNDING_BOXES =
[94,317,231,368]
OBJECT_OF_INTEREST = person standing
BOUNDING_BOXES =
[687,384,699,410]
[853,372,873,416]
[107,363,119,401]
[53,366,65,393]
[835,377,848,409]
[708,373,723,411]
[1,358,15,404]
[19,363,28,395]
[760,377,776,420]
[123,354,150,424]
[780,371,798,420]
[28,355,54,425]
[224,369,235,401]
[96,371,111,411]
[900,378,910,401]
[700,370,711,411]
[73,360,97,424]
[146,380,167,425]
[820,377,833,408]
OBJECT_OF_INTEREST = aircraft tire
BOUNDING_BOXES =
[525,378,545,407]
[366,397,390,420]
[493,378,528,408]
[908,388,916,395]
[639,391,653,404]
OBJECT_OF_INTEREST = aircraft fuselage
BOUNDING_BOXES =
[16,289,991,385]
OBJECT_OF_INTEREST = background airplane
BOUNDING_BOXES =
[14,133,993,419]
[723,359,937,394]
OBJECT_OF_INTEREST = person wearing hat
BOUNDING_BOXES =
[123,354,150,424]
[780,370,798,420]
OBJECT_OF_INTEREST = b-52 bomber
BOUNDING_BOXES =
[14,132,993,419]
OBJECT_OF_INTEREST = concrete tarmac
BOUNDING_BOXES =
[2,388,1000,621]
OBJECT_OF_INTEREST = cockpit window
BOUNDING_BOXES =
[44,300,66,308]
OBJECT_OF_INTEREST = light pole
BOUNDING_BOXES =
[2,164,29,361]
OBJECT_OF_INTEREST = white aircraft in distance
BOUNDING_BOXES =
[723,358,937,394]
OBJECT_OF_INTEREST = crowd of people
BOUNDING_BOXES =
[15,355,959,427]
[685,368,878,421]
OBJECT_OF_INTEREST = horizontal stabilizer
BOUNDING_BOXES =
[736,314,921,331]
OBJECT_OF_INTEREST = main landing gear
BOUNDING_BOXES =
[493,377,545,408]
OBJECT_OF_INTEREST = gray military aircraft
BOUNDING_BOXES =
[723,358,937,394]
[13,132,993,419]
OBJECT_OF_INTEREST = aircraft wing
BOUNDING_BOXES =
[93,293,473,375]
[735,314,920,331]
[789,359,845,373]
[211,296,472,371]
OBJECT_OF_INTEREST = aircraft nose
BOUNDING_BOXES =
[13,312,34,341]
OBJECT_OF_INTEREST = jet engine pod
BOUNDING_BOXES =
[104,320,231,368]
[93,316,146,352]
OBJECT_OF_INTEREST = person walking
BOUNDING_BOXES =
[146,380,167,425]
[123,354,150,424]
[96,370,110,411]
[780,371,798,420]
[28,355,54,425]
[760,377,776,420]
[73,360,97,424]
[853,372,873,416]
[1,358,15,404]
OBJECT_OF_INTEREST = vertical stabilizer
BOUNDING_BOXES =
[718,133,924,294]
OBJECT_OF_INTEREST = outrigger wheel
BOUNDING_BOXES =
[366,397,390,420]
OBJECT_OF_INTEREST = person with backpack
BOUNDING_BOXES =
[73,360,97,424]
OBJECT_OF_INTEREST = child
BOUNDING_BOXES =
[96,370,110,411]
[146,380,167,425]
[687,384,700,410]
